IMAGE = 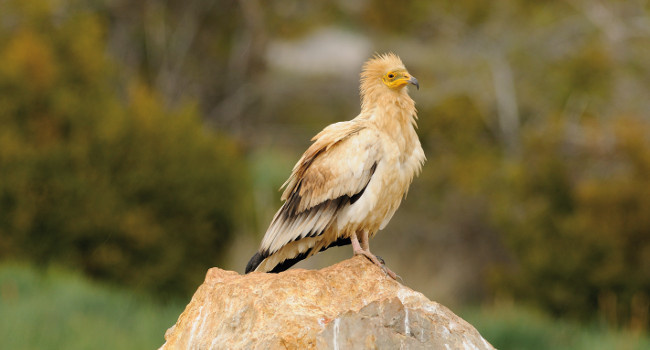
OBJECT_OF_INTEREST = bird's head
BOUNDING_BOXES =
[382,69,419,91]
[360,53,419,95]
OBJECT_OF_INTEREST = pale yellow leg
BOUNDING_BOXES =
[360,230,370,251]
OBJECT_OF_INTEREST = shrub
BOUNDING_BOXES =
[0,0,250,297]
[490,116,650,327]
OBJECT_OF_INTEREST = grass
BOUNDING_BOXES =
[460,303,650,350]
[1,263,649,350]
[0,263,185,350]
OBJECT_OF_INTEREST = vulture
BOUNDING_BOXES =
[246,53,425,279]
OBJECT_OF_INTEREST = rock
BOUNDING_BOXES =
[160,256,494,350]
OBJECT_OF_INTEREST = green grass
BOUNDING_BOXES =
[460,303,650,350]
[0,263,185,350]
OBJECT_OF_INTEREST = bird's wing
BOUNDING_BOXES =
[259,120,381,256]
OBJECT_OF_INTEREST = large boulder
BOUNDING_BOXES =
[160,256,494,349]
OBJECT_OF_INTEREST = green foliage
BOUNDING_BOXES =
[462,303,650,350]
[0,0,250,297]
[490,116,650,326]
[0,263,184,350]
[418,94,501,196]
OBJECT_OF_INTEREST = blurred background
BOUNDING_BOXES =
[1,0,649,349]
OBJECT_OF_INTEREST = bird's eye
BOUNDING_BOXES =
[388,73,395,79]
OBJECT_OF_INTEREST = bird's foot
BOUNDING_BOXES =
[353,249,400,280]
[381,265,401,281]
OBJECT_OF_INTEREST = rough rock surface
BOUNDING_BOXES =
[160,256,494,350]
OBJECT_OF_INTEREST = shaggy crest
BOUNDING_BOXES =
[360,53,409,109]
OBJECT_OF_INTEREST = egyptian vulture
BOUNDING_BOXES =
[245,53,425,279]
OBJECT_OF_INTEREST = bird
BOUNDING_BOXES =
[245,53,425,279]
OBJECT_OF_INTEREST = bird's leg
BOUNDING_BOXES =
[360,230,370,251]
[351,232,382,266]
[360,231,385,265]
[351,232,399,280]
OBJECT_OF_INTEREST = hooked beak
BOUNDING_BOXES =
[408,76,419,90]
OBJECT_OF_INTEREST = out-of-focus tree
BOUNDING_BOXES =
[490,116,650,329]
[0,0,250,297]
[102,0,268,134]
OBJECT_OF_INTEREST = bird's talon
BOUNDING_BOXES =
[353,250,400,280]
[381,266,400,281]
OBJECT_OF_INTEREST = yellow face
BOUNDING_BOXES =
[382,69,419,90]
